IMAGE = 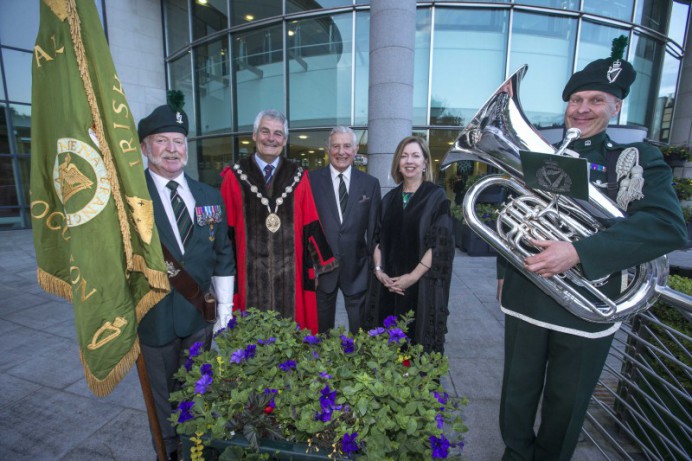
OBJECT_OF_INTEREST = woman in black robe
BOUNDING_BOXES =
[364,136,454,353]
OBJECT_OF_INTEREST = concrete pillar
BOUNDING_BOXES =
[367,0,416,195]
[670,4,692,180]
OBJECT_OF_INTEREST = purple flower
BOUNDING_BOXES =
[388,328,407,344]
[200,363,213,376]
[312,350,320,359]
[430,434,450,459]
[319,371,332,380]
[434,391,448,408]
[383,315,398,328]
[368,327,385,336]
[341,432,359,454]
[340,335,355,354]
[230,349,246,364]
[244,344,257,359]
[436,413,444,429]
[258,337,276,345]
[194,373,213,394]
[314,407,333,422]
[278,360,297,372]
[177,401,195,423]
[303,335,321,345]
[264,388,278,395]
[188,342,204,358]
[184,357,193,372]
[226,317,237,330]
[320,385,337,407]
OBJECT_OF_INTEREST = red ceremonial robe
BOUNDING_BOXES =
[221,156,337,333]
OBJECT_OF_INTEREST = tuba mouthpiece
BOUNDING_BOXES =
[555,128,582,156]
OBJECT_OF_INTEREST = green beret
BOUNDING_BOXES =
[562,36,636,101]
[137,90,188,140]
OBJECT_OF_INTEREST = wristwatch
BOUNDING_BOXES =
[374,266,383,272]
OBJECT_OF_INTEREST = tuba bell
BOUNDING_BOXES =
[443,65,691,323]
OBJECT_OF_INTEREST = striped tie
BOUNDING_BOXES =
[264,164,274,184]
[338,173,348,216]
[166,181,193,247]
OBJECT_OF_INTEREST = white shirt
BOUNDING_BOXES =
[149,169,195,254]
[254,154,281,182]
[330,164,351,223]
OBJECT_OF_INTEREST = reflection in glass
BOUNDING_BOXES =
[627,34,663,129]
[16,155,30,210]
[430,8,509,127]
[233,25,284,132]
[165,0,190,55]
[668,1,689,47]
[288,14,351,128]
[583,0,634,23]
[634,0,671,34]
[231,1,282,27]
[651,52,679,143]
[354,12,369,126]
[509,12,576,128]
[513,0,578,8]
[0,155,20,220]
[575,22,627,73]
[4,49,32,104]
[10,104,31,155]
[0,65,5,100]
[413,9,432,126]
[0,0,39,50]
[193,0,228,40]
[0,106,8,154]
[197,136,233,187]
[169,55,196,137]
[196,37,232,136]
[287,0,353,14]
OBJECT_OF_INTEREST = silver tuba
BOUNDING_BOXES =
[443,65,691,323]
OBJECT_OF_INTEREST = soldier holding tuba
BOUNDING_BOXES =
[496,37,687,460]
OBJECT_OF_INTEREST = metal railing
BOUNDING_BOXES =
[583,293,691,460]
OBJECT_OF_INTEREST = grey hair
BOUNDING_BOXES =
[253,109,288,137]
[327,126,358,148]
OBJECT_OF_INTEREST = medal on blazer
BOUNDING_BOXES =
[233,164,302,234]
[195,205,223,241]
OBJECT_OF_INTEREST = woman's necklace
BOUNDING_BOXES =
[233,164,302,233]
[402,191,413,209]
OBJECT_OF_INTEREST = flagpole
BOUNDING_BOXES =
[136,354,167,461]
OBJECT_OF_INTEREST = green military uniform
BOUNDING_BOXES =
[498,132,687,460]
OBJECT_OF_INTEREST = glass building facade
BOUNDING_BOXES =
[0,0,689,229]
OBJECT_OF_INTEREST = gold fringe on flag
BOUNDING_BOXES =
[81,339,141,397]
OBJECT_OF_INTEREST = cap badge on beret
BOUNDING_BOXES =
[176,112,184,124]
[607,60,622,83]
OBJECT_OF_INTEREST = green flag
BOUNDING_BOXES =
[30,0,169,396]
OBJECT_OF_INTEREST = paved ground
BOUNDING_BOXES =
[1,229,689,460]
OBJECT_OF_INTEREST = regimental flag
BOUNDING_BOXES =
[30,0,169,396]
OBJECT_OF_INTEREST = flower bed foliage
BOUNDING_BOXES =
[171,309,467,460]
[672,177,692,202]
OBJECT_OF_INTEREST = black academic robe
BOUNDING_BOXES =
[363,181,455,353]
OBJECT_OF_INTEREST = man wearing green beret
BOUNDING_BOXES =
[137,92,236,461]
[497,37,687,460]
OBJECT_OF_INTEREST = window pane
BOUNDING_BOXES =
[0,105,7,153]
[413,9,432,126]
[289,13,352,128]
[287,0,353,14]
[668,1,689,46]
[430,8,509,126]
[4,49,32,104]
[197,136,233,187]
[165,0,190,55]
[634,0,671,35]
[0,0,39,50]
[626,33,663,129]
[288,131,329,170]
[354,11,369,126]
[169,55,196,137]
[651,52,679,143]
[509,12,577,128]
[576,22,628,72]
[196,37,232,136]
[10,104,31,154]
[193,0,229,41]
[583,0,634,23]
[0,155,18,210]
[514,0,578,7]
[0,61,5,99]
[231,1,282,27]
[233,24,285,132]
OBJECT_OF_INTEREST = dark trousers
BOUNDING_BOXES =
[140,325,213,456]
[316,285,366,335]
[500,315,614,461]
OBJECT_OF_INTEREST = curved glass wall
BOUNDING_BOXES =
[166,0,687,187]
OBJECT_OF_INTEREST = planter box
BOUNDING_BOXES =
[182,435,340,460]
[460,223,496,257]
